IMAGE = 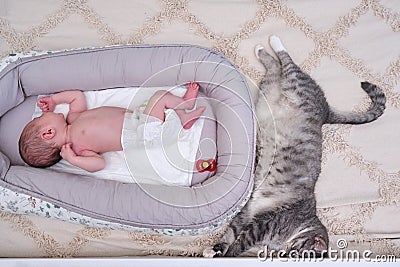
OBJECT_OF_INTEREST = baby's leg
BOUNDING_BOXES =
[183,82,200,110]
[143,87,198,121]
[176,107,206,129]
[144,89,205,129]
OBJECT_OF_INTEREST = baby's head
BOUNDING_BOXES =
[19,112,67,168]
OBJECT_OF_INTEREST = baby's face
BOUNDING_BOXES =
[36,112,67,145]
[37,112,66,129]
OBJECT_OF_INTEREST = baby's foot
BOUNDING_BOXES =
[183,82,200,110]
[181,106,206,129]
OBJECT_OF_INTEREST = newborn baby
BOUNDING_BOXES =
[19,82,205,172]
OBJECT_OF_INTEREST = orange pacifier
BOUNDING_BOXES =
[196,159,217,172]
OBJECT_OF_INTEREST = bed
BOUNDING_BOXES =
[0,0,399,259]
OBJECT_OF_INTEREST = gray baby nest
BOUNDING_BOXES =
[0,45,256,231]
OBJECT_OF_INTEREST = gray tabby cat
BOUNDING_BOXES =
[204,35,386,258]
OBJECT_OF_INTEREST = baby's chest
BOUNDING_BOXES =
[69,127,93,154]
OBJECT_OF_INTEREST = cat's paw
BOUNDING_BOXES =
[203,243,227,257]
[203,247,218,258]
[254,44,265,59]
[269,35,286,52]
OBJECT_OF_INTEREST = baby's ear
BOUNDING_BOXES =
[41,127,55,140]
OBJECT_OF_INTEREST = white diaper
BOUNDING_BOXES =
[122,106,204,186]
[138,114,163,146]
[122,106,164,148]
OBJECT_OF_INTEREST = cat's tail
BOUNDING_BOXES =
[326,82,386,124]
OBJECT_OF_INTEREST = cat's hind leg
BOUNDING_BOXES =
[254,44,280,68]
[255,42,282,98]
[268,35,305,96]
[254,44,264,59]
[269,35,286,52]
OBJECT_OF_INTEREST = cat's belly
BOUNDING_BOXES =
[246,189,293,218]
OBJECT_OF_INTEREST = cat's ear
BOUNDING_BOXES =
[311,236,327,253]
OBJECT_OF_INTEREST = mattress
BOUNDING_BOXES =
[0,0,399,259]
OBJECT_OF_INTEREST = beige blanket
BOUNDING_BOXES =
[1,0,399,258]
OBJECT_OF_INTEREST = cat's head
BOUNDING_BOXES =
[286,220,329,258]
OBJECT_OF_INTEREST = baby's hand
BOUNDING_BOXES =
[37,96,56,112]
[60,143,76,162]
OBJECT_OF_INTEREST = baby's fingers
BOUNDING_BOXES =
[38,97,48,104]
[40,105,50,112]
[62,143,71,151]
[37,96,55,112]
[37,100,45,107]
[60,145,66,158]
[61,144,73,159]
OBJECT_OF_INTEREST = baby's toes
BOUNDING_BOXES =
[188,82,198,90]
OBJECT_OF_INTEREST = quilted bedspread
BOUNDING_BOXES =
[0,0,399,258]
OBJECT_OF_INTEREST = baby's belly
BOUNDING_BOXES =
[71,107,127,153]
[73,124,123,154]
[93,130,123,152]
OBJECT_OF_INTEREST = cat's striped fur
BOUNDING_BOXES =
[204,36,386,257]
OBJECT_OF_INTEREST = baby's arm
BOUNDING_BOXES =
[38,90,87,114]
[61,143,106,172]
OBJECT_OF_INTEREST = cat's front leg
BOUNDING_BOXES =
[204,237,241,257]
[224,225,260,257]
[203,242,230,258]
[224,240,243,257]
[205,224,259,257]
[203,227,236,257]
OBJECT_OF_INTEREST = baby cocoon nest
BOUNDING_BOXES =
[18,83,207,186]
